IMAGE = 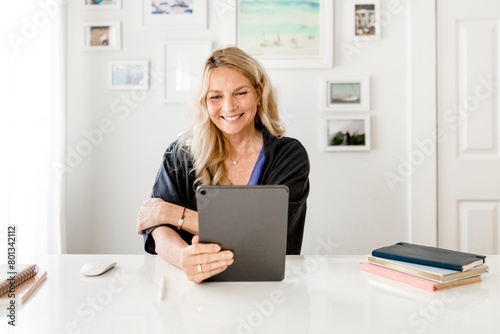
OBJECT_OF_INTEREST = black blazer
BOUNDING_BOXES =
[143,128,310,255]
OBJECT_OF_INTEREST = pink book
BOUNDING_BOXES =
[359,262,481,291]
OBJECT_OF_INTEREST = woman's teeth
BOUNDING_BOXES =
[223,114,241,121]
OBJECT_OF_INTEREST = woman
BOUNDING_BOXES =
[136,46,310,283]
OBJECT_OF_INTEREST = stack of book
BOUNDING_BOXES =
[360,242,488,291]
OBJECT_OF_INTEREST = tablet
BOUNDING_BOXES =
[196,185,289,282]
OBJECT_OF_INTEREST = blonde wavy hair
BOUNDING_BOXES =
[177,46,285,186]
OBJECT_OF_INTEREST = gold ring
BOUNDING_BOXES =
[197,264,203,273]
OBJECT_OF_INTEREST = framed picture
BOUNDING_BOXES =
[351,0,381,41]
[324,77,370,111]
[109,61,149,90]
[141,0,207,30]
[83,21,121,51]
[84,0,121,9]
[163,40,212,103]
[323,115,371,151]
[237,0,334,68]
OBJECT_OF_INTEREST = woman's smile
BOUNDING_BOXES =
[221,113,244,122]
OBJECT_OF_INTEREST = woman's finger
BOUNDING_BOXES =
[182,249,233,269]
[190,264,232,284]
[194,258,234,275]
[183,242,222,258]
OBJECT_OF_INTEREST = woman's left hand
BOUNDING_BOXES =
[181,236,234,283]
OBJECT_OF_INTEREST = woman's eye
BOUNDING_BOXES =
[236,91,248,96]
[209,95,221,100]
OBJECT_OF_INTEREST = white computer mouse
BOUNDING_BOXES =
[80,260,117,276]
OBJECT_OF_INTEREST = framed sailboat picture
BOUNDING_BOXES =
[237,0,334,68]
[323,77,370,111]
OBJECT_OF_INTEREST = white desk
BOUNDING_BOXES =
[1,254,499,334]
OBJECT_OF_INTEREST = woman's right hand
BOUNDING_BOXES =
[181,236,234,284]
[136,198,168,234]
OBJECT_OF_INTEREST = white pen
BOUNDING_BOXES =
[159,275,167,301]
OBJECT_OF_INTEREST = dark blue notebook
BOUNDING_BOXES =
[372,242,487,272]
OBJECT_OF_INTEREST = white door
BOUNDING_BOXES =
[438,0,500,254]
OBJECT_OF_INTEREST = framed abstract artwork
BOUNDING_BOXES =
[141,0,207,30]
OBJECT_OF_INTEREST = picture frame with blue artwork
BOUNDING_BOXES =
[141,0,207,30]
[109,61,149,90]
[237,0,334,68]
[84,0,121,9]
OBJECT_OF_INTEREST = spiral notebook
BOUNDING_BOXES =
[0,264,47,304]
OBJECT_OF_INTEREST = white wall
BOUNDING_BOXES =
[65,0,426,255]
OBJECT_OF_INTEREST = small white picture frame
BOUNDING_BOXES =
[83,21,121,51]
[351,0,381,41]
[84,0,121,9]
[324,77,370,111]
[323,114,371,151]
[163,40,212,103]
[141,0,207,30]
[109,61,149,90]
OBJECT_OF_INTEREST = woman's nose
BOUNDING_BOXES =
[222,96,236,112]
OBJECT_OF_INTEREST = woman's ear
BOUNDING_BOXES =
[255,87,262,105]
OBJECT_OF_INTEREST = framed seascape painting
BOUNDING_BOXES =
[237,0,334,68]
[109,61,149,90]
[323,115,371,151]
[83,21,121,50]
[141,0,207,30]
[324,77,370,111]
[351,0,381,41]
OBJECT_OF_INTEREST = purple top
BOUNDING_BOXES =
[248,146,266,185]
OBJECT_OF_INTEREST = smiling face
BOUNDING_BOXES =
[206,67,260,140]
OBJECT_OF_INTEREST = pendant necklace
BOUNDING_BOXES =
[231,136,255,166]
